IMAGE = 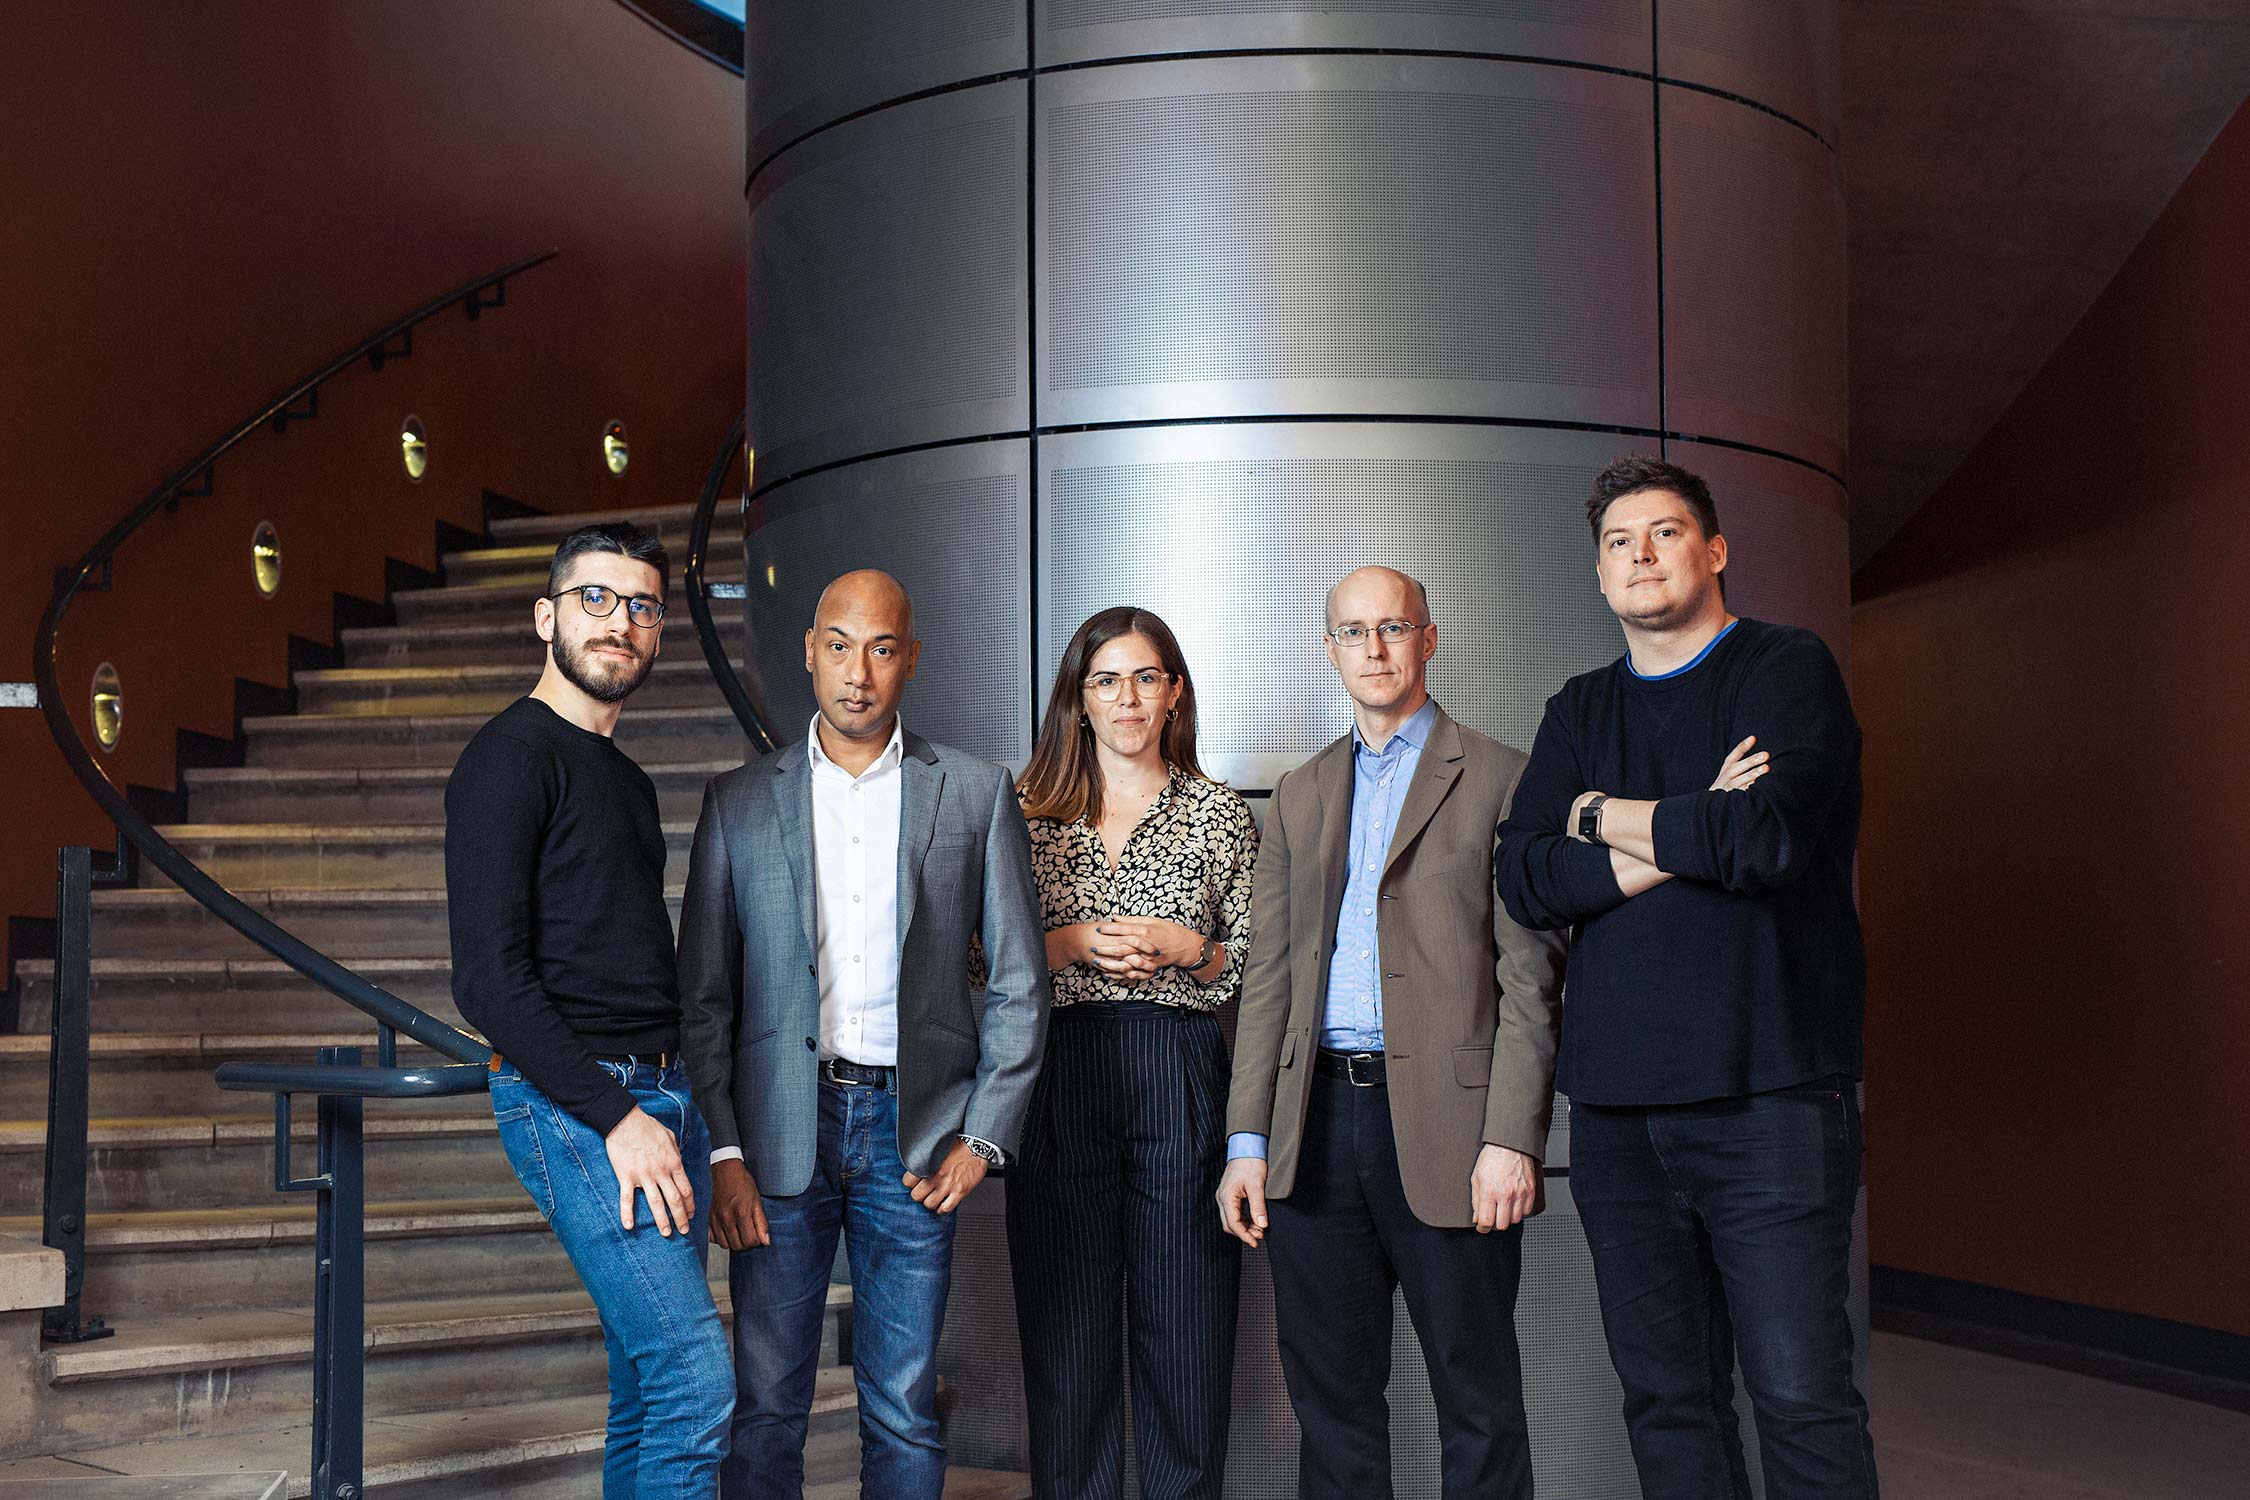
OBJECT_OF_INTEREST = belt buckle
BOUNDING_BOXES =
[1346,1051,1379,1087]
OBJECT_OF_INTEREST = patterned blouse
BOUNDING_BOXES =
[1024,768,1259,1012]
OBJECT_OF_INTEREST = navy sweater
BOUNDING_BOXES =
[1493,619,1864,1106]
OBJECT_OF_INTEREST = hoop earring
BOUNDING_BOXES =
[1166,707,1178,722]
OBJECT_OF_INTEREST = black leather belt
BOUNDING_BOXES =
[592,1051,675,1069]
[821,1057,895,1087]
[1314,1049,1386,1087]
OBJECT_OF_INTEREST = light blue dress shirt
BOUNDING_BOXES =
[1230,698,1437,1163]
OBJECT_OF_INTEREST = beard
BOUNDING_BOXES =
[552,631,653,704]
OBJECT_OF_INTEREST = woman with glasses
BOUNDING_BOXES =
[1004,606,1257,1500]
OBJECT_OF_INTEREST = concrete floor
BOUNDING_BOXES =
[1870,1332,2250,1499]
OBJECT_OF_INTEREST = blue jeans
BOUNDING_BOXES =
[491,1059,733,1499]
[723,1075,956,1500]
[1571,1077,1878,1500]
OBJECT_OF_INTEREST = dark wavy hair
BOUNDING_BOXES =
[1019,607,1209,825]
[546,521,670,597]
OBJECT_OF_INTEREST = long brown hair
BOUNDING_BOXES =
[1019,607,1209,825]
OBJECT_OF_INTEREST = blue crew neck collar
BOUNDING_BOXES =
[1628,619,1740,681]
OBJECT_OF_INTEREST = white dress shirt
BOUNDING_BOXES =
[807,713,906,1065]
[708,716,903,1169]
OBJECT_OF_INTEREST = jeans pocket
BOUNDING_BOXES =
[492,1100,557,1220]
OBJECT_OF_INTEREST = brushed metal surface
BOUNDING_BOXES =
[747,0,1025,168]
[1038,56,1660,431]
[1035,0,1650,72]
[741,441,1032,764]
[1659,0,1841,146]
[1660,84,1849,476]
[747,81,1029,485]
[1037,422,1635,779]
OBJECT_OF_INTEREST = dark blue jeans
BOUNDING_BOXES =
[490,1058,732,1500]
[1571,1077,1878,1500]
[723,1075,956,1500]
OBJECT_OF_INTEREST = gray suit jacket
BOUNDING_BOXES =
[676,728,1050,1195]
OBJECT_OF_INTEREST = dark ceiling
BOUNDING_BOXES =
[1841,0,2250,566]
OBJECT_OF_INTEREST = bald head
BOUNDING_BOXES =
[814,569,915,641]
[1326,566,1430,629]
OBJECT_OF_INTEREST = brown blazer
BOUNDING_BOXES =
[1226,701,1567,1228]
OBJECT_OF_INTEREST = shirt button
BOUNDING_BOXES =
[853,894,861,903]
[853,955,861,964]
[852,836,860,844]
[1363,907,1372,916]
[1359,949,1369,957]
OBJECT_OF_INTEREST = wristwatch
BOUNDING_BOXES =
[961,1135,1003,1166]
[1193,934,1218,973]
[1577,793,1611,846]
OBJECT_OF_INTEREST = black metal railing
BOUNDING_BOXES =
[33,253,557,1496]
[216,1051,491,1500]
[685,412,778,753]
[33,253,555,1063]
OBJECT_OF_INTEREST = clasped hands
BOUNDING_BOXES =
[1051,915,1205,984]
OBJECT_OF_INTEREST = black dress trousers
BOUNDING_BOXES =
[1006,1001,1241,1500]
[1264,1069,1532,1500]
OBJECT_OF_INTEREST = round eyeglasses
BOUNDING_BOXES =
[1083,669,1175,702]
[550,584,666,629]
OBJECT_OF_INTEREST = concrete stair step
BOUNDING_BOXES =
[0,1111,512,1213]
[30,1285,843,1454]
[0,1198,567,1317]
[85,885,687,960]
[142,822,694,890]
[292,656,747,717]
[242,705,755,769]
[181,760,731,825]
[338,615,708,670]
[486,504,698,545]
[442,531,743,587]
[35,1373,912,1499]
[14,957,467,1035]
[0,1031,466,1117]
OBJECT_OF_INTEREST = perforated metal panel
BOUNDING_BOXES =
[1038,423,1631,789]
[1660,85,1847,475]
[1038,57,1660,431]
[747,82,1028,484]
[1658,0,1841,146]
[1036,0,1651,72]
[747,0,1025,168]
[740,442,1032,763]
[1674,441,1851,668]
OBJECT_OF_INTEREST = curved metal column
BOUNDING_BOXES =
[744,5,1854,1494]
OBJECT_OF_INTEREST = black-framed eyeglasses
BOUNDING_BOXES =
[1083,669,1175,702]
[1326,620,1428,649]
[550,584,666,629]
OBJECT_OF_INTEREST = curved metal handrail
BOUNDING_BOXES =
[33,250,561,1065]
[685,411,779,753]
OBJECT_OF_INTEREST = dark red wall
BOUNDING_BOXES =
[0,2,743,972]
[1853,100,2250,1336]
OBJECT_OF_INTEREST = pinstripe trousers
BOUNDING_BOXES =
[1006,1001,1240,1500]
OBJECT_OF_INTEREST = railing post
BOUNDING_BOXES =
[308,1045,366,1500]
[40,845,111,1345]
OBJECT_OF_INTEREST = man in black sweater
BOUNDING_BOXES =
[1493,456,1877,1500]
[445,522,732,1496]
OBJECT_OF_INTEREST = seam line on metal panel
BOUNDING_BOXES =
[745,49,1832,194]
[1024,6,1041,758]
[1652,1,1667,459]
[747,418,1842,506]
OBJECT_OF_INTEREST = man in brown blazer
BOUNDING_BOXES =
[1217,565,1565,1500]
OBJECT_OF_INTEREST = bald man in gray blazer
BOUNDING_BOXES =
[678,570,1049,1500]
